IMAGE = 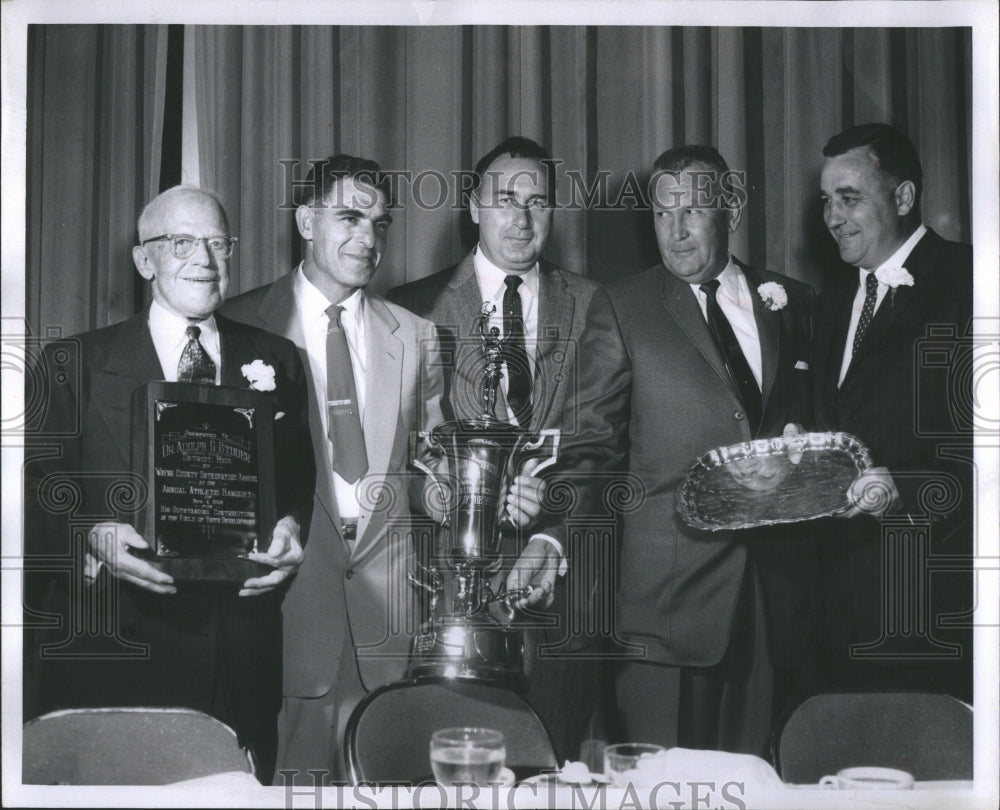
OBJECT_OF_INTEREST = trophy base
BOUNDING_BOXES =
[406,615,527,692]
[148,556,270,587]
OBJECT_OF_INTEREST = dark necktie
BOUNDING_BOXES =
[700,279,762,431]
[852,271,880,356]
[326,304,368,483]
[177,325,216,384]
[502,275,532,427]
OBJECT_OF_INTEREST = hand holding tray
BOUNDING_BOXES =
[677,431,873,531]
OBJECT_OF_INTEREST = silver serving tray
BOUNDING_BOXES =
[677,431,873,531]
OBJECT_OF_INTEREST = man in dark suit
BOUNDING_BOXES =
[559,145,815,756]
[24,186,315,782]
[387,136,601,761]
[224,156,449,783]
[814,123,973,701]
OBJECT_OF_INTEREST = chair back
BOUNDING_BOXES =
[773,692,973,783]
[23,707,256,785]
[345,678,558,783]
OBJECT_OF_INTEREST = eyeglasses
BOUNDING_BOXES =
[141,233,238,259]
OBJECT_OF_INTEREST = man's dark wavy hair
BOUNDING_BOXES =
[300,154,393,207]
[471,136,555,199]
[822,123,923,203]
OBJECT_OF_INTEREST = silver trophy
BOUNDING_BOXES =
[407,303,559,689]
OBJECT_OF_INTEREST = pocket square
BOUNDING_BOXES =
[794,360,810,371]
[275,411,285,420]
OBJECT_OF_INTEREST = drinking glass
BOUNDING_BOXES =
[430,727,506,786]
[603,743,667,787]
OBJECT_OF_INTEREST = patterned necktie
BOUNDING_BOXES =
[326,304,368,483]
[502,275,532,427]
[177,325,216,384]
[700,279,762,431]
[852,272,880,356]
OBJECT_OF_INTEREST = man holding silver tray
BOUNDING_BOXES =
[554,145,816,758]
[813,123,973,702]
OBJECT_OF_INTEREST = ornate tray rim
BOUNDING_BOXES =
[676,431,874,531]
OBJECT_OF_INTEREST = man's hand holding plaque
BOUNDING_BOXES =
[87,522,177,594]
[239,515,304,596]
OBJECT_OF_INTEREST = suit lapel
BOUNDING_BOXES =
[737,261,779,416]
[448,257,499,420]
[217,317,248,387]
[251,271,342,538]
[353,295,403,560]
[532,262,575,431]
[94,311,164,465]
[820,274,857,394]
[660,267,732,391]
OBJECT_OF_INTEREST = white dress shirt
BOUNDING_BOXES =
[474,246,540,425]
[472,246,567,573]
[838,224,926,386]
[293,265,368,521]
[689,258,763,389]
[148,300,222,384]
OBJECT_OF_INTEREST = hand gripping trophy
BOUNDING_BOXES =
[407,303,559,689]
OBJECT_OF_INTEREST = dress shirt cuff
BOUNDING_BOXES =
[529,533,567,577]
[83,552,103,583]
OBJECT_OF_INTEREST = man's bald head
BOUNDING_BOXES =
[132,185,233,322]
[137,185,230,243]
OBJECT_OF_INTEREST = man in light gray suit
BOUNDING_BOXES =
[388,136,602,762]
[225,156,447,784]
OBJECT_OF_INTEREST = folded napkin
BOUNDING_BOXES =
[621,747,784,789]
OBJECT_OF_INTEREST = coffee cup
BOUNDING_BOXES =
[819,766,914,790]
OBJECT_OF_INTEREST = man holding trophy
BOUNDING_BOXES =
[24,185,315,783]
[388,136,601,763]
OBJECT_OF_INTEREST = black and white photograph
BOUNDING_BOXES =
[2,1,998,808]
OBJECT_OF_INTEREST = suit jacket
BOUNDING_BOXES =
[560,259,815,668]
[387,252,601,652]
[224,271,446,697]
[812,228,973,682]
[814,228,973,513]
[23,310,314,776]
[387,252,598,434]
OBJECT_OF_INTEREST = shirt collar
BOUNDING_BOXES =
[148,299,219,348]
[473,245,540,301]
[689,255,745,297]
[862,224,927,282]
[293,262,366,327]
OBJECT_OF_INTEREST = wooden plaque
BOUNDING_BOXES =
[131,381,275,584]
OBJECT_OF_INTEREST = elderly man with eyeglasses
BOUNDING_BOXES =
[23,185,315,783]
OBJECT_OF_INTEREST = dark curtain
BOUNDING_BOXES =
[26,24,971,333]
[25,24,168,339]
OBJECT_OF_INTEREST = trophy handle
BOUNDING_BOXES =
[409,430,451,526]
[499,428,560,531]
[514,428,560,476]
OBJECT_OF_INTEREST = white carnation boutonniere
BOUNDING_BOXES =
[874,265,914,305]
[242,359,276,391]
[874,265,915,289]
[757,282,788,312]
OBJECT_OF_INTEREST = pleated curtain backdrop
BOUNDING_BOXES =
[26,25,168,339]
[26,24,971,335]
